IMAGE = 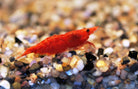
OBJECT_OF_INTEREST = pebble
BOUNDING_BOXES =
[104,47,114,55]
[69,51,77,56]
[61,57,70,65]
[66,70,73,76]
[0,58,1,63]
[62,63,71,70]
[0,80,10,89]
[53,63,63,71]
[12,82,21,89]
[51,69,60,78]
[127,73,137,80]
[122,39,130,47]
[50,82,60,89]
[70,55,80,68]
[14,61,24,68]
[96,76,103,83]
[0,65,8,78]
[120,70,128,79]
[75,59,84,71]
[40,67,51,74]
[85,52,96,62]
[29,63,40,73]
[75,74,84,82]
[130,63,138,73]
[72,68,79,75]
[108,80,121,86]
[93,69,102,76]
[97,48,104,56]
[59,72,68,79]
[9,57,15,62]
[30,73,37,83]
[128,51,138,59]
[121,56,130,65]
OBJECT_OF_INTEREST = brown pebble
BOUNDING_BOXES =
[15,76,21,82]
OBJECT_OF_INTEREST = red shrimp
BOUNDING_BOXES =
[16,26,98,59]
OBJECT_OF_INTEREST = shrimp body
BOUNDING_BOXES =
[16,26,98,59]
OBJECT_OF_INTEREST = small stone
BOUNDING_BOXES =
[14,61,24,68]
[61,57,70,66]
[130,63,138,73]
[97,48,104,56]
[0,80,10,89]
[5,76,15,84]
[15,36,22,44]
[75,59,84,71]
[127,73,137,80]
[63,65,71,71]
[9,57,15,62]
[128,51,137,59]
[59,72,68,79]
[12,82,21,89]
[108,80,121,86]
[96,60,109,72]
[85,52,96,62]
[93,69,102,76]
[121,56,130,65]
[104,47,114,55]
[50,82,60,89]
[40,67,51,74]
[65,70,73,76]
[75,74,83,82]
[53,63,63,71]
[29,63,40,73]
[51,69,60,78]
[83,61,94,71]
[72,68,79,75]
[69,51,77,56]
[70,55,80,68]
[30,73,37,83]
[87,78,95,85]
[37,72,44,78]
[15,76,21,82]
[0,65,9,78]
[0,57,2,63]
[120,70,128,79]
[122,39,130,47]
[96,76,103,83]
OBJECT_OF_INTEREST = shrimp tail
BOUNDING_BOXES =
[16,46,36,59]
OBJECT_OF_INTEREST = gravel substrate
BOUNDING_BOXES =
[0,0,138,89]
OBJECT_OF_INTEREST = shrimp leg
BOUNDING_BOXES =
[85,41,96,48]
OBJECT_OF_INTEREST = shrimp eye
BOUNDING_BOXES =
[86,29,90,32]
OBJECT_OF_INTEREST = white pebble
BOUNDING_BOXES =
[72,68,79,75]
[40,67,52,74]
[93,69,102,76]
[122,39,130,47]
[76,60,84,71]
[104,47,114,55]
[28,80,34,86]
[0,66,8,78]
[0,80,10,89]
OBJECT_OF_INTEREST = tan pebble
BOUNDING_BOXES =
[30,73,37,83]
[53,63,63,71]
[70,55,80,68]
